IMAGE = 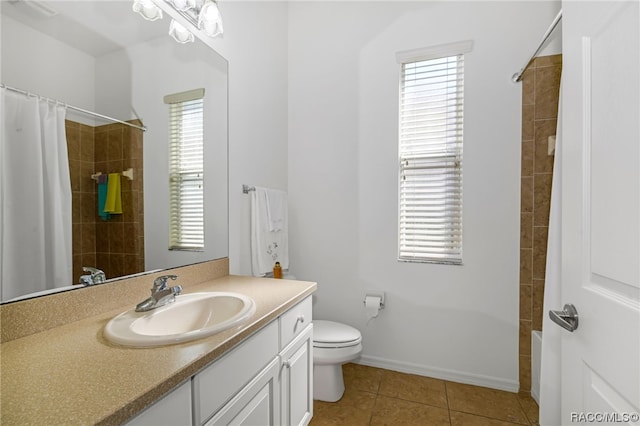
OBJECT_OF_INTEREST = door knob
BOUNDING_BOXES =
[549,303,579,332]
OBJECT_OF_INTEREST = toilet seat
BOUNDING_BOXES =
[313,320,362,348]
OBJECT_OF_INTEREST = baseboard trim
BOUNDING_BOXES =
[531,387,540,404]
[356,354,520,393]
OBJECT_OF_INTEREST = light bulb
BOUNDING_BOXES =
[132,0,163,21]
[198,0,223,37]
[169,19,195,43]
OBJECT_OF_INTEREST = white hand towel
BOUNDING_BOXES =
[251,187,289,276]
[265,188,287,232]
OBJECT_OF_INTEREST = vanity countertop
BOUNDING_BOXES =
[0,275,316,426]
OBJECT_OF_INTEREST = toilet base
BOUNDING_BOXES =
[313,364,345,402]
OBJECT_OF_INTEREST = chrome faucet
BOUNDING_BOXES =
[135,275,183,312]
[79,267,106,286]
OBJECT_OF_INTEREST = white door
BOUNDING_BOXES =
[560,0,640,423]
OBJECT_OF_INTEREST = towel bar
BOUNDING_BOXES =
[242,184,255,193]
[91,168,134,182]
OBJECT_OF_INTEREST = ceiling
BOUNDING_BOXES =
[2,0,169,57]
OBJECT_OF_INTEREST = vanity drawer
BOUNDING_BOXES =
[193,321,279,425]
[126,380,192,426]
[279,296,312,350]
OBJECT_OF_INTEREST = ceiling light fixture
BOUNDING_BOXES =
[133,0,223,44]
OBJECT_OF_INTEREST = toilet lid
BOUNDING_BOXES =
[313,320,362,348]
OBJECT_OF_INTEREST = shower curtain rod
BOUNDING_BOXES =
[0,83,147,132]
[512,9,562,83]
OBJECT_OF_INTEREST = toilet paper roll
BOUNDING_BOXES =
[364,296,381,319]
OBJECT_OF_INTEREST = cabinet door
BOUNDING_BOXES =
[280,324,313,426]
[194,322,279,424]
[205,357,281,426]
[125,381,192,426]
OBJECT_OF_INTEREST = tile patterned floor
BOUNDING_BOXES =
[310,364,540,426]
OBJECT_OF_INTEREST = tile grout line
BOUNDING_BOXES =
[367,394,375,426]
[517,394,539,426]
[448,408,530,426]
[368,368,383,426]
[444,381,453,425]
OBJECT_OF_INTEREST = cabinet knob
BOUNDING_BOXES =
[296,314,305,324]
[283,360,291,368]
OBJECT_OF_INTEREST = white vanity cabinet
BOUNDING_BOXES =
[279,298,313,426]
[123,296,314,426]
[126,380,192,426]
[195,296,313,426]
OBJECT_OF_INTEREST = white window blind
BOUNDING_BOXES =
[397,43,470,264]
[165,88,205,250]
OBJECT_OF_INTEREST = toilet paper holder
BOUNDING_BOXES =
[363,291,385,309]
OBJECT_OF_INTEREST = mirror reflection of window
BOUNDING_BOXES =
[165,88,205,251]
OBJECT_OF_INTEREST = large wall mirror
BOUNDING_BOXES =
[0,0,228,303]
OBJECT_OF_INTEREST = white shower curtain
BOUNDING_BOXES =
[539,78,562,426]
[0,88,72,301]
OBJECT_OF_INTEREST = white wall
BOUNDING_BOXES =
[1,14,96,125]
[287,1,561,391]
[209,1,290,276]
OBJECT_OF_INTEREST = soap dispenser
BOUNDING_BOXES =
[273,262,282,279]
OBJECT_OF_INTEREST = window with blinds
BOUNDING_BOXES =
[165,88,205,251]
[397,41,472,264]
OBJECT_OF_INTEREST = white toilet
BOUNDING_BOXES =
[313,320,363,402]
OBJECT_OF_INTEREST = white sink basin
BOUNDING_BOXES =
[104,292,256,347]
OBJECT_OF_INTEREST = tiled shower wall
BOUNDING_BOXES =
[519,54,562,393]
[66,121,144,283]
[66,121,96,283]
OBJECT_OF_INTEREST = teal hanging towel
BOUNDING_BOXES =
[97,174,110,221]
